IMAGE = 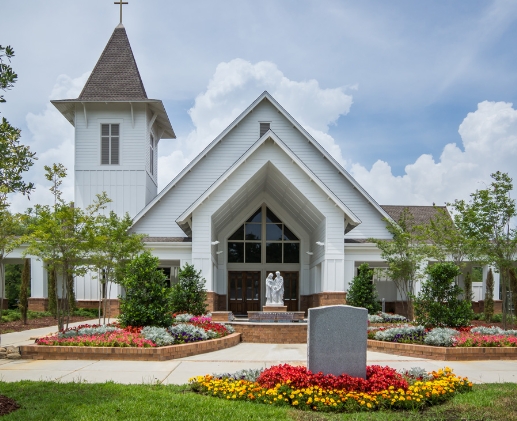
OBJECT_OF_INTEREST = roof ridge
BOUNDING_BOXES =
[78,25,147,101]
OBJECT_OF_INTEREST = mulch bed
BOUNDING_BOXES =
[0,395,20,416]
[0,316,95,334]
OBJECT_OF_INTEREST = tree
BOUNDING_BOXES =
[24,164,109,331]
[369,208,431,320]
[118,251,172,327]
[416,206,480,284]
[0,44,35,344]
[449,172,517,329]
[19,259,30,324]
[509,269,517,327]
[0,45,36,208]
[88,211,145,323]
[346,263,381,314]
[0,209,21,330]
[484,268,495,322]
[414,262,473,328]
[171,264,208,316]
[463,271,473,302]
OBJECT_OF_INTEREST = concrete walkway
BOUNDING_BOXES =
[1,325,517,385]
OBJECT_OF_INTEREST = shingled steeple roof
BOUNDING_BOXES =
[52,23,175,139]
[79,24,147,100]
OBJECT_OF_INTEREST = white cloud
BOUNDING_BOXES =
[158,59,353,189]
[8,73,89,213]
[351,100,517,205]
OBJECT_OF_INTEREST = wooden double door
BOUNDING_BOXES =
[228,271,299,315]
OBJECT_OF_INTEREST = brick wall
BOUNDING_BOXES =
[471,300,503,314]
[206,292,227,312]
[27,298,120,316]
[230,322,307,343]
[300,292,347,315]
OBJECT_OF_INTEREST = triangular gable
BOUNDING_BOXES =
[175,130,361,234]
[132,91,394,228]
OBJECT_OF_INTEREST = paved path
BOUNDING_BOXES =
[1,325,517,385]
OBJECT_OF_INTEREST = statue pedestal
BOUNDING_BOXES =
[263,305,287,312]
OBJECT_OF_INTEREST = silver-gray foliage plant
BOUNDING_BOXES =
[59,325,120,338]
[471,326,517,336]
[374,325,425,341]
[212,368,264,382]
[168,323,208,341]
[423,328,459,347]
[174,313,194,322]
[141,326,175,346]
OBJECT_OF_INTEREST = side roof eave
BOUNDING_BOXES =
[175,130,361,230]
[132,91,393,226]
[50,99,175,139]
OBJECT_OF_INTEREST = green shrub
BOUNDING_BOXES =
[346,263,381,314]
[171,264,208,316]
[414,262,473,328]
[118,252,173,327]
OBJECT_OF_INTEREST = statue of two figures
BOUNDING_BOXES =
[265,271,284,305]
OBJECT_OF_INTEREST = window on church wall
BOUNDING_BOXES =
[149,133,154,175]
[227,206,300,264]
[259,122,270,137]
[101,124,120,165]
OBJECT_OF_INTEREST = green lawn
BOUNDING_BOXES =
[0,381,516,420]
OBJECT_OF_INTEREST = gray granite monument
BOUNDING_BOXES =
[307,305,367,379]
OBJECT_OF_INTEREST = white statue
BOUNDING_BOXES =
[273,271,284,305]
[265,273,275,305]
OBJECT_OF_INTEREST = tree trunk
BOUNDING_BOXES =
[19,259,30,324]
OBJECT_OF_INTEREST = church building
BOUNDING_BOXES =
[21,22,497,316]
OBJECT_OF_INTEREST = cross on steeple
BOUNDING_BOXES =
[114,0,128,24]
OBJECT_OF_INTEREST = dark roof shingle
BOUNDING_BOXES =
[380,205,449,226]
[79,25,147,101]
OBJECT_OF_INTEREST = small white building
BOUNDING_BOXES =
[17,23,498,315]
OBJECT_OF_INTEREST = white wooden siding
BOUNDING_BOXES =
[73,102,159,217]
[132,98,391,240]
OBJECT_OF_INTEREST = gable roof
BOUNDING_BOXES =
[174,130,361,234]
[381,205,449,226]
[79,24,147,101]
[132,91,394,227]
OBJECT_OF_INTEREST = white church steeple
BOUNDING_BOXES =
[51,24,175,217]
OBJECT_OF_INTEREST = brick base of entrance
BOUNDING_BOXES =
[300,292,347,315]
[28,298,120,316]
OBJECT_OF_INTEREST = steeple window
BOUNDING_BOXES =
[101,124,120,165]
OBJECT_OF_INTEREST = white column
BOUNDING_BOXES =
[30,258,47,298]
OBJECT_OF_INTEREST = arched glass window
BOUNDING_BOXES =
[228,206,300,263]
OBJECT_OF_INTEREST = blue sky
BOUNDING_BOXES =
[2,0,517,211]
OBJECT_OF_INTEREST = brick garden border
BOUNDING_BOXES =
[20,332,241,361]
[229,322,307,343]
[367,339,517,361]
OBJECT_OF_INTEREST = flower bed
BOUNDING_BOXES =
[370,325,517,348]
[35,314,235,348]
[190,364,472,413]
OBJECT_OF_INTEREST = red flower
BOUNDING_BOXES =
[256,364,407,392]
